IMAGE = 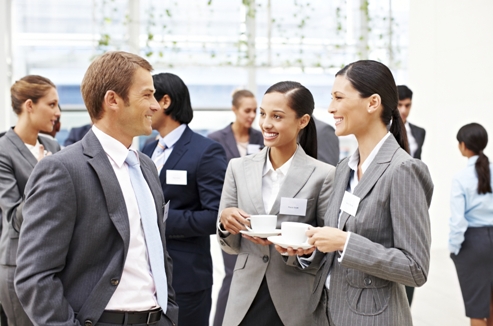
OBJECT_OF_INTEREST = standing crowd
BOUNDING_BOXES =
[0,50,491,326]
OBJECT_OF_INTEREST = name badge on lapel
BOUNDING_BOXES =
[279,197,307,216]
[247,144,261,155]
[163,200,170,223]
[340,191,360,217]
[166,170,187,185]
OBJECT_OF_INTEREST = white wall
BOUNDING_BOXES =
[0,0,15,132]
[408,0,493,249]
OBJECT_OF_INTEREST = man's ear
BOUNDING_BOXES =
[159,94,172,110]
[103,90,121,113]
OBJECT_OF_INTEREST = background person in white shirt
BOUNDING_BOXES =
[397,85,426,160]
[217,81,335,326]
[14,51,178,326]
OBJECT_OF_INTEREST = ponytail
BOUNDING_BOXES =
[457,122,492,194]
[390,108,410,154]
[299,117,318,159]
[476,152,492,194]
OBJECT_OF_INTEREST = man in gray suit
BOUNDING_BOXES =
[14,51,178,326]
[313,117,340,166]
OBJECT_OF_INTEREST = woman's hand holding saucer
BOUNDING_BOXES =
[274,245,315,256]
[242,234,272,246]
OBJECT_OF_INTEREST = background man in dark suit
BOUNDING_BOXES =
[398,85,426,159]
[142,73,227,326]
[14,51,178,326]
[63,123,91,146]
[313,117,340,166]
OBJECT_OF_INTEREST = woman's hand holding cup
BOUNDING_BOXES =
[306,226,348,253]
[220,207,250,234]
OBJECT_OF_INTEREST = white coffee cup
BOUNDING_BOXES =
[246,215,277,232]
[281,222,311,244]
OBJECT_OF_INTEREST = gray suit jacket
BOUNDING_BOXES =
[313,118,340,166]
[0,128,60,266]
[311,135,433,326]
[14,130,178,326]
[217,146,335,326]
[207,123,264,162]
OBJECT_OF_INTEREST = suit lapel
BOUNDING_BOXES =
[224,125,241,158]
[141,158,164,226]
[338,135,399,230]
[83,131,130,253]
[159,126,192,185]
[142,139,158,158]
[269,147,315,215]
[330,160,351,229]
[6,129,38,168]
[244,148,267,214]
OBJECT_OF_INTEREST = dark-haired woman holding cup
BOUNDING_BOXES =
[307,60,433,326]
[217,81,335,326]
[449,123,493,326]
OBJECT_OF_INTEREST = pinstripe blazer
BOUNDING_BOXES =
[311,134,433,326]
[217,146,335,326]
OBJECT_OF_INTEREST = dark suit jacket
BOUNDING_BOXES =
[14,130,178,326]
[142,126,227,293]
[64,124,92,147]
[207,124,264,162]
[0,128,60,266]
[313,117,340,166]
[409,123,426,159]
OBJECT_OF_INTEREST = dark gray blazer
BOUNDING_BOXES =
[311,135,434,326]
[14,130,178,326]
[208,124,264,162]
[0,128,60,266]
[313,117,340,166]
[409,122,426,159]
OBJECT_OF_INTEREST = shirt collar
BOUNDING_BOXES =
[467,155,479,166]
[92,125,131,168]
[262,147,296,177]
[348,132,392,174]
[159,124,187,149]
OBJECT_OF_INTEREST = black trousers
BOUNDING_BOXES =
[239,277,283,326]
[176,288,212,326]
[213,251,236,326]
[405,286,415,306]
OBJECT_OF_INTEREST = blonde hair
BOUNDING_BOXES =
[11,75,56,115]
[232,89,255,107]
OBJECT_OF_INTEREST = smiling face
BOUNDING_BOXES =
[117,67,160,140]
[30,87,60,133]
[259,92,308,151]
[233,96,257,129]
[328,75,376,138]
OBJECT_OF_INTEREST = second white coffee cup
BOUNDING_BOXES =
[246,215,277,232]
[281,222,311,244]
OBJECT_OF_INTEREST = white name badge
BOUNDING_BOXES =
[166,170,187,185]
[340,191,360,217]
[163,200,170,223]
[279,197,308,216]
[247,144,261,155]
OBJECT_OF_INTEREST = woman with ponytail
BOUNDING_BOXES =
[450,123,493,326]
[302,60,433,326]
[217,81,335,325]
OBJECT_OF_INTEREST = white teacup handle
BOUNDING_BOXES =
[244,217,253,231]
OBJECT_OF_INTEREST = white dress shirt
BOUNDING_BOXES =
[92,125,158,311]
[262,151,294,213]
[405,122,417,158]
[324,132,392,289]
[24,140,43,160]
[151,124,187,173]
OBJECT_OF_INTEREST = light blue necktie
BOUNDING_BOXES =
[151,138,168,171]
[125,150,168,312]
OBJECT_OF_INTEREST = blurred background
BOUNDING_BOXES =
[1,1,493,325]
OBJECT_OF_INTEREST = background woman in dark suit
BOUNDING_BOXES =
[449,123,493,326]
[307,60,433,326]
[208,89,263,326]
[0,75,60,325]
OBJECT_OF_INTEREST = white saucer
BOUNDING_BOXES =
[267,235,314,250]
[240,229,282,238]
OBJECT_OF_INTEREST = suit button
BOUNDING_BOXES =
[364,277,372,286]
[110,278,119,286]
[84,320,93,326]
[263,255,269,263]
[220,240,225,245]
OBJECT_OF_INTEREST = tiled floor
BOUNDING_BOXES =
[209,237,470,326]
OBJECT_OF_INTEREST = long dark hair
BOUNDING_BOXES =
[153,73,193,124]
[264,81,317,159]
[336,60,409,153]
[457,123,492,194]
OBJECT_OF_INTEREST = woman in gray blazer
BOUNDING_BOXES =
[0,75,61,325]
[217,81,335,326]
[307,61,434,326]
[208,89,264,326]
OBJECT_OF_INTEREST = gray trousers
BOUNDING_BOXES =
[0,265,33,326]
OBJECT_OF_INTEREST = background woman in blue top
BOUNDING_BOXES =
[449,122,493,326]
